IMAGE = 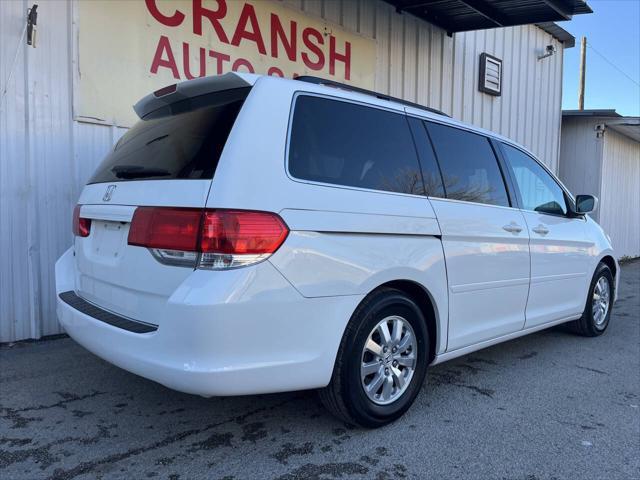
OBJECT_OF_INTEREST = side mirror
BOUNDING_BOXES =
[574,194,598,215]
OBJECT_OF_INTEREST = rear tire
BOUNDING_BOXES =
[319,288,429,428]
[567,262,614,337]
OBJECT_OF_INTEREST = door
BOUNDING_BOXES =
[499,143,591,327]
[414,120,530,351]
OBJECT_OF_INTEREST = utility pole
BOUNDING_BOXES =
[578,36,586,110]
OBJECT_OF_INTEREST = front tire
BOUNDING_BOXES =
[319,288,429,428]
[567,262,614,337]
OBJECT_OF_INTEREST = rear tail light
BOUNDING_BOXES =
[128,207,201,251]
[72,205,91,237]
[127,207,289,270]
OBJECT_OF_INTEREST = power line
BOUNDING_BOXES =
[586,41,640,88]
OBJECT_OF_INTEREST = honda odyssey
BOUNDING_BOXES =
[56,73,618,427]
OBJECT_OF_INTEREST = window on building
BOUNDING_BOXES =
[288,96,425,195]
[501,143,567,215]
[425,122,510,207]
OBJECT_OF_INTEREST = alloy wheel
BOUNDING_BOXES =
[360,315,417,405]
[592,276,611,328]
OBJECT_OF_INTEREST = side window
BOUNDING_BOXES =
[288,96,425,195]
[501,143,567,216]
[407,117,445,198]
[425,122,510,207]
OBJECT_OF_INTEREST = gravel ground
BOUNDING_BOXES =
[1,260,638,480]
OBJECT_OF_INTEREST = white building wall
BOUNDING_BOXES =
[558,116,604,221]
[599,129,640,259]
[1,0,566,342]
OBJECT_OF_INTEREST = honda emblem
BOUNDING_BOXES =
[103,185,116,202]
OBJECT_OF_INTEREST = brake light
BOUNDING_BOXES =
[153,83,177,97]
[127,207,289,270]
[72,205,91,237]
[128,207,201,251]
[200,210,288,254]
[199,210,289,269]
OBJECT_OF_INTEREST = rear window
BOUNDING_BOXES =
[288,96,425,195]
[89,88,251,184]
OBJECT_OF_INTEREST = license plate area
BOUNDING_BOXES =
[91,220,128,260]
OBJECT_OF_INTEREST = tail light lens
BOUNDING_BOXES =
[199,210,289,269]
[127,208,289,270]
[72,205,91,237]
[128,207,201,251]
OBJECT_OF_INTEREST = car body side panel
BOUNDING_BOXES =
[521,212,592,327]
[584,216,620,301]
[269,228,448,355]
[429,198,531,351]
[279,209,440,236]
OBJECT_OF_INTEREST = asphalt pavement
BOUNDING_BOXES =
[1,260,638,480]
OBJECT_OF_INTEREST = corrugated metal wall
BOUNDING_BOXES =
[559,116,604,221]
[0,0,566,342]
[599,129,640,258]
[560,116,640,259]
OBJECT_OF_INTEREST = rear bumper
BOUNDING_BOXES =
[55,248,362,396]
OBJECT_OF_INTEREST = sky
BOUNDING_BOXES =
[560,0,640,116]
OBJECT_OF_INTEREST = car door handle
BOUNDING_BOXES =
[502,223,523,234]
[532,225,549,235]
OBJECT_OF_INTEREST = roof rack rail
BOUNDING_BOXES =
[294,76,449,117]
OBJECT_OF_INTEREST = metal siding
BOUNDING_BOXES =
[375,1,391,94]
[560,116,639,258]
[600,130,640,258]
[559,117,603,221]
[0,0,565,342]
[1,0,30,343]
[403,14,418,103]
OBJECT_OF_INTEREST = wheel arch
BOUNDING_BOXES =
[598,254,618,300]
[599,255,617,280]
[366,279,441,365]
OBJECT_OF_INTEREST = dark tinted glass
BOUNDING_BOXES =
[89,88,250,184]
[407,117,445,197]
[426,122,509,207]
[501,143,567,215]
[289,96,424,195]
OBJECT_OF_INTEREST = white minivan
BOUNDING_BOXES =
[56,73,618,427]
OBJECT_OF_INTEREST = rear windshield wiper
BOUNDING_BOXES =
[111,165,171,179]
[146,134,169,146]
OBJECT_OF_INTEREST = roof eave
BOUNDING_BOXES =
[535,22,575,48]
[563,109,622,118]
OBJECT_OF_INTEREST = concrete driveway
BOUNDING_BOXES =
[1,261,638,480]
